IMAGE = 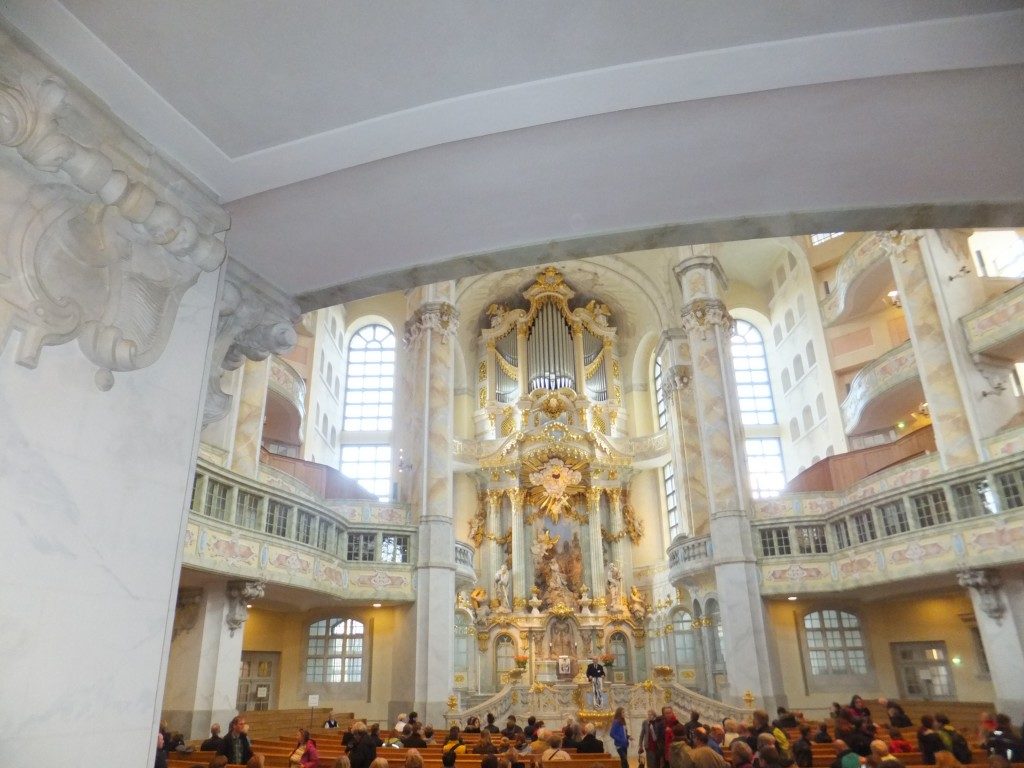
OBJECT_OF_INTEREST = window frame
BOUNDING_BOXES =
[305,617,366,686]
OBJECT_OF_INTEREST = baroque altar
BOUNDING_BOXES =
[455,269,652,694]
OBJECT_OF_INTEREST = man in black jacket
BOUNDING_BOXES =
[579,723,606,754]
[201,723,225,752]
[218,716,253,765]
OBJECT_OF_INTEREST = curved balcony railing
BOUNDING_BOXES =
[820,233,894,326]
[667,535,713,581]
[840,341,918,434]
[629,430,670,466]
[268,355,306,420]
[749,452,1024,595]
[962,280,1024,359]
[454,540,476,584]
[187,458,416,601]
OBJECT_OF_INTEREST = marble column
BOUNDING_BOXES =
[509,488,527,608]
[230,359,270,477]
[661,335,708,537]
[404,286,458,725]
[162,582,263,738]
[608,489,634,586]
[958,569,1024,714]
[674,250,782,708]
[0,26,228,766]
[888,232,981,468]
[586,488,607,606]
[484,490,502,607]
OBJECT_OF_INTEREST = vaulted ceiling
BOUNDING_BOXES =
[5,1,1023,306]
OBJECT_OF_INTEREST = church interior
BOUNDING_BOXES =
[1,4,1023,766]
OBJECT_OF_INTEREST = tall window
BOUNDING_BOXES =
[664,462,679,539]
[653,357,668,430]
[731,321,776,426]
[804,610,867,675]
[745,438,786,498]
[306,618,364,683]
[342,324,396,501]
[343,325,395,431]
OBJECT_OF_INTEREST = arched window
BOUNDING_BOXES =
[802,405,814,431]
[793,354,805,381]
[653,357,668,430]
[781,369,791,391]
[790,418,800,440]
[330,315,337,337]
[494,634,515,687]
[806,341,817,368]
[330,427,337,447]
[321,414,329,435]
[326,361,334,383]
[773,324,783,346]
[305,618,364,683]
[342,324,396,501]
[664,461,679,539]
[731,320,776,426]
[816,393,826,420]
[672,611,697,667]
[803,610,867,675]
[343,324,396,431]
[796,294,806,318]
[784,310,795,332]
[706,599,725,671]
[319,351,325,374]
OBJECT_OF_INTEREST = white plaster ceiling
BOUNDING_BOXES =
[4,2,1024,306]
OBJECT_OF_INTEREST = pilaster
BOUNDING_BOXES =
[509,488,527,604]
[959,569,1024,714]
[0,24,227,767]
[586,487,606,603]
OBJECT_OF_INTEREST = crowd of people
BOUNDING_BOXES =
[156,697,1024,768]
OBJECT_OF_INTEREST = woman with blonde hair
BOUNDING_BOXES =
[404,749,424,768]
[369,758,391,768]
[334,756,352,768]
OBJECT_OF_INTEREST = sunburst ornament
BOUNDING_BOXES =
[527,457,584,522]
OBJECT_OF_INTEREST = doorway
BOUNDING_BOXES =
[237,651,280,711]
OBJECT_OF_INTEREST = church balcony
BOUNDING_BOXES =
[186,458,416,602]
[667,535,713,581]
[454,540,477,585]
[820,233,897,327]
[840,341,923,435]
[750,451,1024,596]
[262,355,306,447]
[961,279,1024,364]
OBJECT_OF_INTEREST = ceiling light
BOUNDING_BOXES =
[885,290,901,308]
[787,596,798,601]
[896,420,906,430]
[246,604,253,609]
[372,602,382,608]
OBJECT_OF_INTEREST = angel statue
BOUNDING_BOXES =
[606,561,623,606]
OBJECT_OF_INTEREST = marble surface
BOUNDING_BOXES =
[0,268,220,765]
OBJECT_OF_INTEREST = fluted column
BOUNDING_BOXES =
[509,488,527,609]
[404,285,459,724]
[586,487,606,606]
[674,250,781,708]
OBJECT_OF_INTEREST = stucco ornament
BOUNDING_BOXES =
[0,72,227,388]
[225,580,265,636]
[528,457,583,522]
[403,301,459,347]
[204,260,300,425]
[957,569,1005,621]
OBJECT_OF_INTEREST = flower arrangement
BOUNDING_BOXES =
[600,652,615,666]
[514,653,529,667]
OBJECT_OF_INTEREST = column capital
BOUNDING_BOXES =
[680,299,734,337]
[225,580,265,636]
[205,259,299,425]
[662,364,692,398]
[673,254,728,302]
[879,230,922,262]
[0,43,228,388]
[958,569,1005,621]
[507,487,526,509]
[403,301,459,347]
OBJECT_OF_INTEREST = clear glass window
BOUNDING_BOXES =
[804,610,867,675]
[745,438,786,498]
[760,527,791,556]
[340,445,393,502]
[347,532,377,562]
[653,357,668,430]
[265,501,289,537]
[305,618,364,683]
[664,462,679,539]
[796,524,829,554]
[380,534,410,563]
[879,500,909,536]
[343,324,396,432]
[731,321,777,426]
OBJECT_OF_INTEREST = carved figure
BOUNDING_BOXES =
[606,561,623,605]
[629,585,649,621]
[494,562,511,610]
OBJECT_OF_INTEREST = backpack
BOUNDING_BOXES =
[443,743,461,767]
[946,729,972,764]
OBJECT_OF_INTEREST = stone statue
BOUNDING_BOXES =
[494,562,511,610]
[629,585,649,621]
[548,559,568,592]
[606,561,623,606]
